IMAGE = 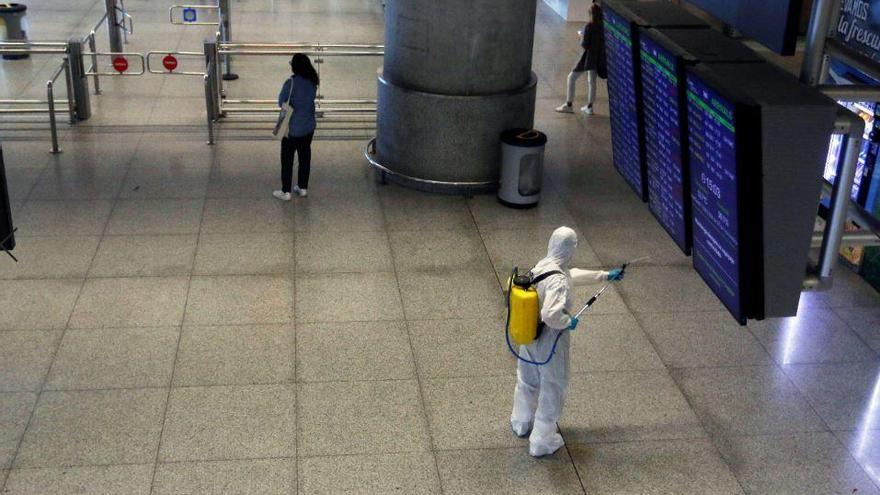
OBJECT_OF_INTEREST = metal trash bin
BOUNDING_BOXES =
[499,128,547,209]
[1,3,29,60]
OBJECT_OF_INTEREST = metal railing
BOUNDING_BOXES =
[0,41,67,55]
[0,58,73,154]
[203,40,384,138]
[146,51,205,76]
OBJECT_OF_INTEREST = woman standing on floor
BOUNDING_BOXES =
[556,1,606,116]
[273,53,319,201]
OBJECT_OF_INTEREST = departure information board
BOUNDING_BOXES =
[640,34,689,253]
[604,6,645,200]
[686,73,743,322]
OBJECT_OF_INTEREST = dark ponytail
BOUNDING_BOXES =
[290,53,320,87]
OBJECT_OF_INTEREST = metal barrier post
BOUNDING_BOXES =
[88,32,102,95]
[47,83,60,154]
[67,39,91,121]
[104,0,125,53]
[204,73,216,144]
[63,58,75,124]
[204,39,221,119]
[219,0,238,80]
[800,0,837,86]
[818,110,866,283]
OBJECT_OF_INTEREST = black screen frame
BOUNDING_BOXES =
[685,65,764,325]
[639,29,696,255]
[0,144,15,252]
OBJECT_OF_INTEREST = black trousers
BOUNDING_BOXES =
[280,132,314,192]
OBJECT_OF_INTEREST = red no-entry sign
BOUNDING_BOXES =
[162,54,178,72]
[112,56,129,73]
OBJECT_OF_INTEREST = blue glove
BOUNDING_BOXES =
[607,268,625,281]
[568,316,579,331]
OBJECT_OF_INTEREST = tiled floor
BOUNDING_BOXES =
[2,0,880,494]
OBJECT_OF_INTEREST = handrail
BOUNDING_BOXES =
[220,42,384,49]
[84,12,109,42]
[145,50,205,75]
[363,138,497,191]
[218,49,384,57]
[84,52,146,76]
[46,58,71,154]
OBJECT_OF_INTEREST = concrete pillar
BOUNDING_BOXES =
[376,0,539,193]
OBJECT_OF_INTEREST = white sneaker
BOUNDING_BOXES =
[273,190,292,201]
[292,186,308,197]
[555,103,574,114]
[581,105,594,115]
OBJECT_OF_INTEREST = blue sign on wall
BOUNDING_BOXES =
[837,1,880,63]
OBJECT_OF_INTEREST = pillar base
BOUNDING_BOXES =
[375,74,537,194]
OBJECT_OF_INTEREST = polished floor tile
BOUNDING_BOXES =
[193,232,293,275]
[673,366,828,437]
[46,327,179,390]
[298,380,429,457]
[570,439,744,495]
[749,308,877,365]
[2,464,153,495]
[0,331,59,392]
[295,229,393,274]
[69,277,190,328]
[398,270,505,321]
[0,393,37,470]
[159,384,295,462]
[89,234,198,277]
[105,199,204,236]
[637,312,772,369]
[0,236,99,280]
[14,200,113,237]
[715,432,879,495]
[0,279,82,331]
[435,448,584,495]
[185,275,293,325]
[174,324,294,386]
[152,458,295,495]
[784,361,880,432]
[389,229,493,272]
[295,272,403,323]
[299,452,440,495]
[14,389,166,468]
[422,375,522,451]
[200,198,295,234]
[561,371,706,444]
[409,318,515,379]
[297,320,414,382]
[570,313,666,372]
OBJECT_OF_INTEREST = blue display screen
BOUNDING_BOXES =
[604,6,644,199]
[686,74,742,320]
[640,35,689,253]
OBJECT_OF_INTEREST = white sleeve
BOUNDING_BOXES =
[570,268,609,286]
[540,276,573,330]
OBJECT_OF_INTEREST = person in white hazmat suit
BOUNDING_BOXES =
[510,226,624,457]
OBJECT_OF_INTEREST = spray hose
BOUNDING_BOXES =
[504,256,651,366]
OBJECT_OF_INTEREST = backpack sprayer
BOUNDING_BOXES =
[505,256,651,366]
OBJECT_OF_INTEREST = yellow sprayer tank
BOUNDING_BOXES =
[508,284,540,345]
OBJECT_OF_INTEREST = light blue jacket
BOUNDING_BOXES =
[278,75,317,138]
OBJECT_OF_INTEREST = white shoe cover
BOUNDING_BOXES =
[510,419,532,438]
[528,420,564,457]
